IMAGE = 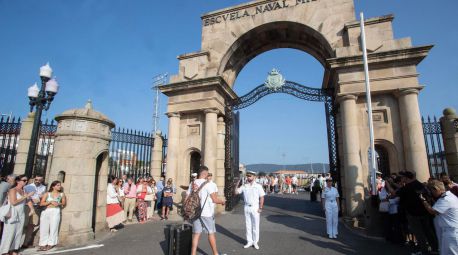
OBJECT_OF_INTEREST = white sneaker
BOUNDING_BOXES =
[328,235,332,239]
[253,243,259,250]
[244,243,253,249]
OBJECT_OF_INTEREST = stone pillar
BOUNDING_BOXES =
[13,112,35,175]
[440,108,458,181]
[166,112,180,184]
[397,88,429,182]
[204,109,218,173]
[338,94,364,218]
[47,101,115,246]
[151,130,164,180]
[216,117,226,212]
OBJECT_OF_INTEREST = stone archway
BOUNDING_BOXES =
[160,0,432,222]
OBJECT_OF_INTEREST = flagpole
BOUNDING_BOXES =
[360,12,377,195]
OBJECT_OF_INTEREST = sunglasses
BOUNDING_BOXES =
[21,179,28,182]
[326,180,332,182]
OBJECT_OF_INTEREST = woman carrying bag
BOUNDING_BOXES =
[0,175,35,255]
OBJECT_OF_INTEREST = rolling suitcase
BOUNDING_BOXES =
[167,224,193,255]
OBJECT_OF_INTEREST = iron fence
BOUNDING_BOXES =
[33,119,57,179]
[0,117,21,176]
[109,128,154,181]
[422,116,447,177]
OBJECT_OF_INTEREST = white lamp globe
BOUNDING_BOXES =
[39,63,53,78]
[27,83,39,98]
[45,78,59,94]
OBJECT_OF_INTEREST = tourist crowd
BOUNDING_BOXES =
[251,174,300,195]
[106,174,177,233]
[0,174,66,254]
[376,171,458,255]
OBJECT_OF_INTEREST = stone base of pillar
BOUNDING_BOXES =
[60,229,95,247]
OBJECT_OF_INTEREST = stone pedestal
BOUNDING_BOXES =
[397,88,429,182]
[13,112,35,175]
[440,108,458,181]
[151,131,164,180]
[47,101,115,246]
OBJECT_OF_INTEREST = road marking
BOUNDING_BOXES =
[43,244,104,254]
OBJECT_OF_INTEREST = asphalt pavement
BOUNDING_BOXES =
[24,192,410,255]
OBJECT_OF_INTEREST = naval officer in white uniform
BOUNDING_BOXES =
[235,171,265,250]
[321,177,340,239]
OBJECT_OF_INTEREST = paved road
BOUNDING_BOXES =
[29,192,410,255]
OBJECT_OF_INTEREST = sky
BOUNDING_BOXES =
[0,0,457,165]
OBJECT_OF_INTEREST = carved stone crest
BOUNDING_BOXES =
[264,68,285,91]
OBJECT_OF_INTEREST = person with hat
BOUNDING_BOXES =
[321,177,340,239]
[235,171,265,250]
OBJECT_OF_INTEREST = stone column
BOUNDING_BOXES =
[151,130,164,180]
[398,88,429,182]
[13,112,35,175]
[440,108,458,181]
[215,117,226,212]
[166,112,180,184]
[338,94,364,218]
[204,109,218,173]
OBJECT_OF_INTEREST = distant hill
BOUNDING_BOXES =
[245,163,329,173]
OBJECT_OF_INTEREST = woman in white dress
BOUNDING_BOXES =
[0,175,34,255]
[37,181,66,251]
[321,177,340,239]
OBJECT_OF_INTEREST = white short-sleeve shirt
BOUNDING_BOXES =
[237,182,265,209]
[322,186,339,202]
[187,179,218,217]
[432,191,458,229]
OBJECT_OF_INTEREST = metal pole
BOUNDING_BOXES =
[25,77,49,178]
[360,12,377,195]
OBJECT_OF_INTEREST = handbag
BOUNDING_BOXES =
[144,194,154,201]
[0,199,12,222]
[379,201,389,212]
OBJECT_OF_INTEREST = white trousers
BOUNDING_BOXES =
[0,205,25,254]
[244,207,260,244]
[439,229,458,255]
[39,208,60,246]
[325,202,338,237]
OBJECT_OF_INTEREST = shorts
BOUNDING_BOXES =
[162,197,173,207]
[292,184,297,189]
[193,216,216,234]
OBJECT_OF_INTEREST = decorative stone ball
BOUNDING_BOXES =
[218,117,224,122]
[443,107,457,117]
[155,130,162,136]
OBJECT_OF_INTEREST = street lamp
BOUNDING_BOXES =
[25,63,59,178]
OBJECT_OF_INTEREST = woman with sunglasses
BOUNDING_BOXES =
[0,175,35,255]
[321,177,340,239]
[136,178,152,223]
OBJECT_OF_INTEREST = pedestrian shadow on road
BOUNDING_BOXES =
[265,213,325,237]
[298,235,357,254]
[265,194,323,218]
[216,224,246,245]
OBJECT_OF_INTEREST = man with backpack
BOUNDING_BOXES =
[185,166,225,255]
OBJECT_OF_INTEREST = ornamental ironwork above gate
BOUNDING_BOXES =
[223,79,340,210]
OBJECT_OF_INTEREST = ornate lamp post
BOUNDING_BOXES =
[25,63,59,178]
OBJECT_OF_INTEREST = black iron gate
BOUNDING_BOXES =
[0,117,21,176]
[422,116,447,177]
[224,80,340,210]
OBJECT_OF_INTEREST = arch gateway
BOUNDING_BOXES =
[160,0,432,224]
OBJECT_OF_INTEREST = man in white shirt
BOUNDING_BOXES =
[291,175,299,194]
[235,171,265,250]
[186,166,225,255]
[23,174,47,247]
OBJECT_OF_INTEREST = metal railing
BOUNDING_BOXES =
[0,116,21,176]
[422,116,447,177]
